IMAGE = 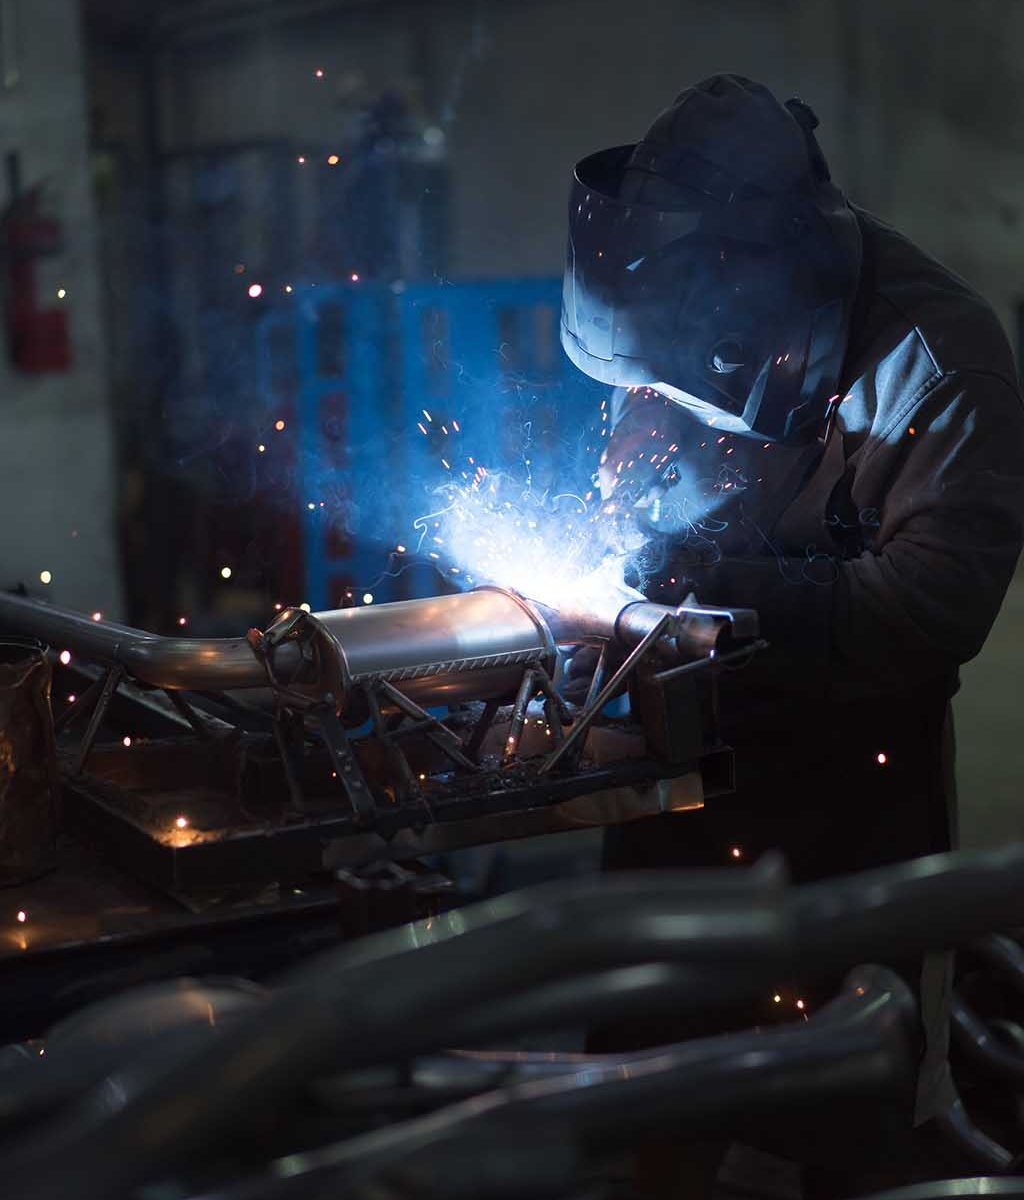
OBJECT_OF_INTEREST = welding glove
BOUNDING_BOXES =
[562,645,603,705]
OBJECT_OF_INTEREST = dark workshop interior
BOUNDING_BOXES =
[0,2,1023,1197]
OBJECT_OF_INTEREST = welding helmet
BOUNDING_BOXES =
[560,76,862,443]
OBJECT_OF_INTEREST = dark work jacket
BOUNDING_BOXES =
[594,211,1024,1131]
[603,208,1024,884]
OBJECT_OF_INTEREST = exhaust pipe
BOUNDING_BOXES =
[0,588,756,707]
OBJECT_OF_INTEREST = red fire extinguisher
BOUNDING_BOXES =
[2,160,72,373]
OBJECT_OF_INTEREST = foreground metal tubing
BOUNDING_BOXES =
[200,967,917,1200]
[13,845,1024,1200]
[0,587,755,700]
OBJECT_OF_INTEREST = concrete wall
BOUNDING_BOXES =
[145,0,1024,332]
[0,0,120,617]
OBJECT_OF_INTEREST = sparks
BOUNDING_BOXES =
[220,566,232,579]
[175,815,188,829]
[247,283,263,299]
[414,475,643,612]
[177,616,187,626]
[362,592,373,604]
[59,650,71,665]
[16,911,25,923]
[274,419,286,431]
[39,570,51,584]
[876,752,888,765]
[327,154,340,166]
[122,736,132,748]
[91,611,102,622]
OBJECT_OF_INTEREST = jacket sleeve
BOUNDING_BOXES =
[670,372,1024,700]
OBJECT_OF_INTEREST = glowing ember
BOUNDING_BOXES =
[796,999,806,1011]
[67,694,75,703]
[730,846,743,860]
[327,154,340,166]
[362,592,373,604]
[220,566,232,580]
[175,815,188,830]
[314,68,324,78]
[247,283,263,299]
[350,272,360,282]
[58,650,71,665]
[122,736,132,748]
[56,288,66,300]
[258,443,266,453]
[274,419,286,432]
[299,603,311,613]
[177,616,187,626]
[773,994,782,1003]
[91,611,102,622]
[16,911,25,923]
[876,752,888,765]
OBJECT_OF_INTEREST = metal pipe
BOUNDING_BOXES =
[0,588,757,702]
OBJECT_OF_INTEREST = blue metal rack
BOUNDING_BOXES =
[257,278,603,611]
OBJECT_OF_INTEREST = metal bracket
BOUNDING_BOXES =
[71,665,126,776]
[539,611,675,776]
[311,706,377,825]
[503,666,573,765]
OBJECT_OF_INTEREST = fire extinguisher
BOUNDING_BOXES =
[1,155,72,373]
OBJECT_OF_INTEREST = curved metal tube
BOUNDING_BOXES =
[12,844,1024,1200]
[857,1180,1024,1200]
[951,993,1024,1088]
[209,966,916,1200]
[0,590,291,690]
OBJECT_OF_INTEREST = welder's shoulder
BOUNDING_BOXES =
[854,208,1021,407]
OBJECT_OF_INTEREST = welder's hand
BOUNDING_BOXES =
[562,645,603,705]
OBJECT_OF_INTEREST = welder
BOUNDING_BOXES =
[561,74,1024,1190]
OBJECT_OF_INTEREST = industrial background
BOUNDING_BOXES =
[1,0,1021,848]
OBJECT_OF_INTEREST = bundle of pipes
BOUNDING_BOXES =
[0,587,758,710]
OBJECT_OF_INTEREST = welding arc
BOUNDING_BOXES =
[9,845,1024,1199]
